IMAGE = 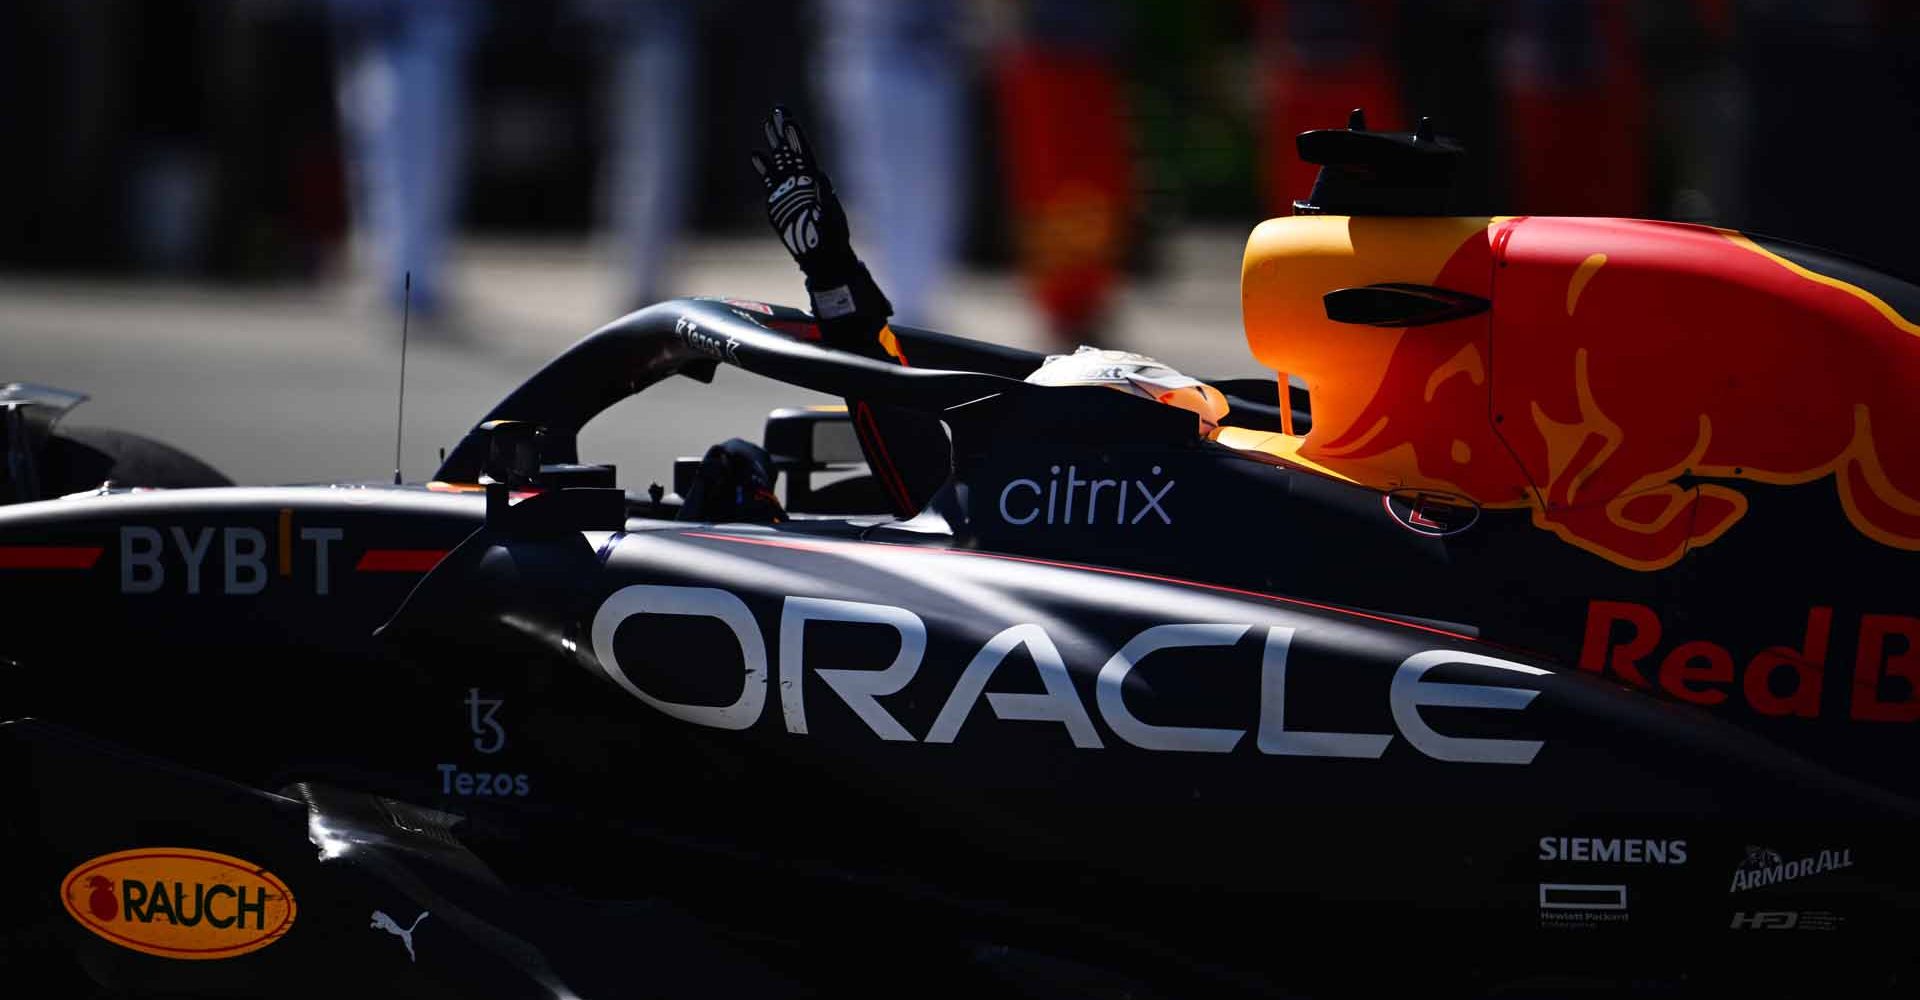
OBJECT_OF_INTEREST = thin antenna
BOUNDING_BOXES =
[393,272,411,485]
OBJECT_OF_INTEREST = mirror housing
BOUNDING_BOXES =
[761,406,869,511]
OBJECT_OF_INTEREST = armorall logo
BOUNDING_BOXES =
[61,848,296,959]
[1729,844,1854,893]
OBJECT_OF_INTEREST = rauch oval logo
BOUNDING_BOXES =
[60,848,296,959]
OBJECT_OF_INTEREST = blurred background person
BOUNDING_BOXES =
[993,0,1136,347]
[16,0,1920,489]
[817,0,968,328]
[328,0,478,320]
[578,0,698,312]
[1642,0,1747,226]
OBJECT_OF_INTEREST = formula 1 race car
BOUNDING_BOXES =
[3,116,1918,999]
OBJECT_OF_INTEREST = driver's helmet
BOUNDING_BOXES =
[1023,346,1230,435]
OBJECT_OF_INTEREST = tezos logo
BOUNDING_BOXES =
[677,316,740,364]
[61,848,296,959]
[438,688,530,797]
[998,464,1173,527]
[467,687,505,754]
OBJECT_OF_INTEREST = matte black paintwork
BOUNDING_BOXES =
[3,298,1917,997]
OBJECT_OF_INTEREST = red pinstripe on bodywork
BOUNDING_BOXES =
[354,549,448,573]
[0,546,103,569]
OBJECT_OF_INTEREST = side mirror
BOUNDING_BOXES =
[476,419,615,491]
[478,420,542,488]
[761,406,867,510]
[1,383,88,503]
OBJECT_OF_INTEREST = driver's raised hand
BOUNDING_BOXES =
[751,108,849,272]
[751,106,890,322]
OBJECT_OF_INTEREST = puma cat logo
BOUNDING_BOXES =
[370,909,429,962]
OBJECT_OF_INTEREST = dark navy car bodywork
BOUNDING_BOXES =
[2,300,1913,998]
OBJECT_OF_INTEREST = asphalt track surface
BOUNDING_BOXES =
[1,231,1257,491]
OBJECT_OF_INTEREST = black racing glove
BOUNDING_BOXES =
[750,106,893,328]
[677,438,785,524]
[749,106,948,519]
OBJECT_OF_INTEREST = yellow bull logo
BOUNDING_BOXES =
[1241,214,1920,570]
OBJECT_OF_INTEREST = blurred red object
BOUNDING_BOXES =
[1500,0,1649,217]
[995,47,1134,342]
[1253,0,1405,215]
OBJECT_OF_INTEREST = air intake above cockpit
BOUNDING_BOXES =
[1293,109,1462,217]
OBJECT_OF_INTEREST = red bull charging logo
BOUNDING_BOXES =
[1250,215,1920,571]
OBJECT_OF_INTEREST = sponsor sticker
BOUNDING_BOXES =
[371,909,430,962]
[811,285,856,319]
[1729,845,1854,893]
[1538,836,1688,865]
[1730,910,1844,931]
[437,688,530,797]
[1383,489,1480,537]
[1579,601,1920,723]
[676,316,740,364]
[996,464,1175,527]
[118,515,344,596]
[1539,882,1629,929]
[590,584,1551,764]
[61,848,296,959]
[1540,883,1627,910]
